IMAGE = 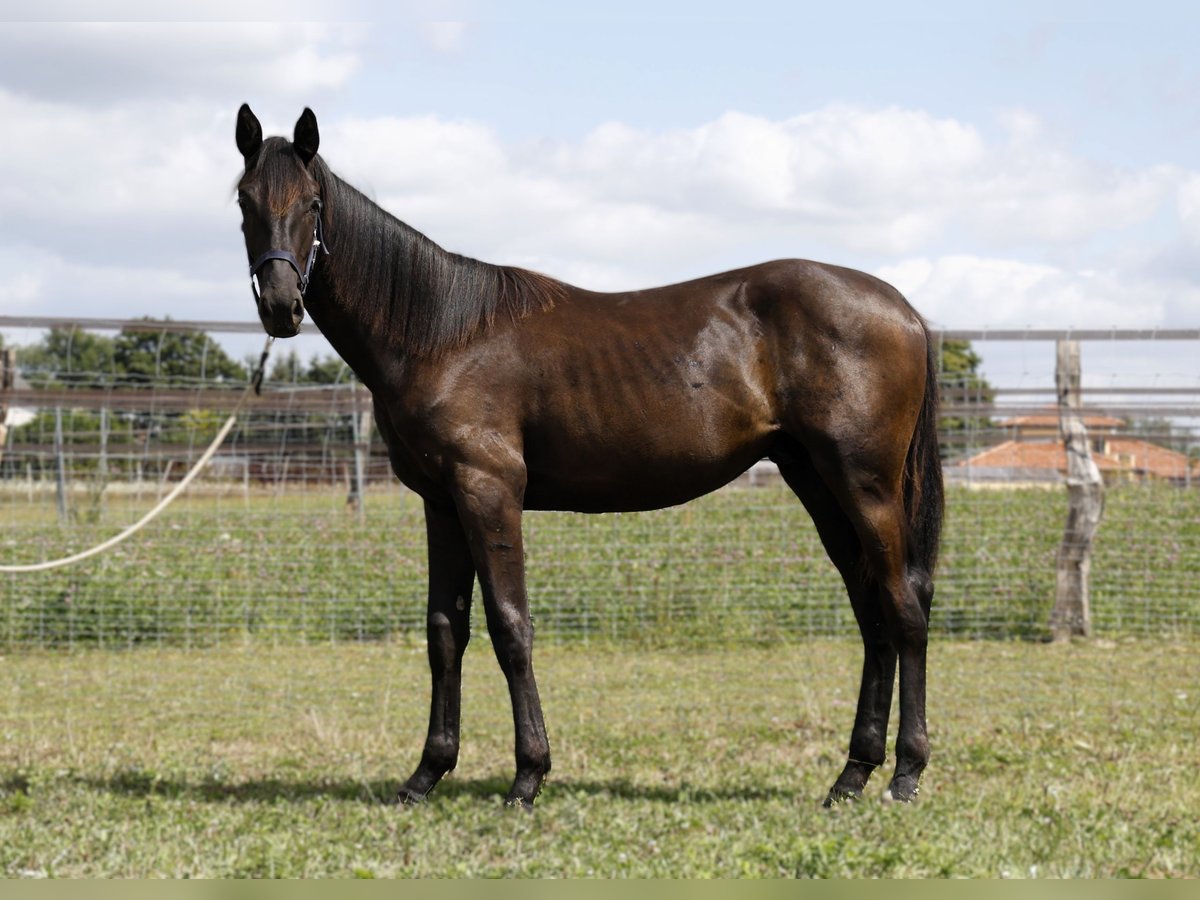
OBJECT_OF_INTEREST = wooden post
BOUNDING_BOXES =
[347,380,372,518]
[54,406,69,523]
[0,348,13,468]
[1050,340,1103,640]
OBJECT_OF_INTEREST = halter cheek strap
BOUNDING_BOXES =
[248,204,330,300]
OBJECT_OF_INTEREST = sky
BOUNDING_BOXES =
[2,1,1200,387]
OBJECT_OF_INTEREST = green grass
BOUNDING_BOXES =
[3,483,1200,648]
[1,639,1197,877]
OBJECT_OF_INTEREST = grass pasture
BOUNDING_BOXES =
[1,638,1197,877]
[2,481,1199,876]
[3,482,1200,648]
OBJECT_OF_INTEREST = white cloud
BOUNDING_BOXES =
[526,105,1176,257]
[3,90,1198,331]
[543,106,987,254]
[0,89,243,274]
[0,243,248,320]
[328,115,507,195]
[969,154,1175,246]
[876,254,1182,330]
[0,23,363,105]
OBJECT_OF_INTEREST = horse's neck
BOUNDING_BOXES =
[302,270,393,393]
[301,183,418,389]
[306,169,546,382]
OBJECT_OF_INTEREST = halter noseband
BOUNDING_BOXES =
[248,201,330,300]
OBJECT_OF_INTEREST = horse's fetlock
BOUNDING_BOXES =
[895,735,930,770]
[422,738,459,774]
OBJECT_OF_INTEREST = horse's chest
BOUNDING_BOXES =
[372,406,454,500]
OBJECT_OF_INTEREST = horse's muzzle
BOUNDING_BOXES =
[252,256,306,337]
[257,290,305,338]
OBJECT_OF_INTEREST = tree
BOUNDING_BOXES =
[938,338,994,453]
[17,327,118,389]
[267,349,350,385]
[1126,416,1194,454]
[114,320,247,386]
[16,322,248,389]
[304,354,351,385]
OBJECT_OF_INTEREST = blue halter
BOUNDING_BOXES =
[248,201,329,299]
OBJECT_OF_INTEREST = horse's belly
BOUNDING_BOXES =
[521,441,771,513]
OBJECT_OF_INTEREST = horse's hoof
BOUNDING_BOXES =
[395,785,429,806]
[883,774,921,803]
[822,787,863,808]
[820,787,868,816]
[503,795,535,813]
[504,767,547,810]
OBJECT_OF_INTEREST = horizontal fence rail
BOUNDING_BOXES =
[6,316,1200,341]
[2,317,1199,649]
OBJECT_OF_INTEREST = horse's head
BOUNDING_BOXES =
[235,104,326,338]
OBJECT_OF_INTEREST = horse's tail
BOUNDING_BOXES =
[903,324,944,593]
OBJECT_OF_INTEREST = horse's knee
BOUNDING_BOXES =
[482,607,535,676]
[874,588,927,655]
[893,609,928,650]
[906,566,934,618]
[427,610,469,667]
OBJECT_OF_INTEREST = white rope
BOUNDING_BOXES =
[1,337,271,574]
[1,414,239,573]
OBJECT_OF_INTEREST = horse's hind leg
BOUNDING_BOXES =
[828,462,930,802]
[774,447,898,804]
[398,502,477,804]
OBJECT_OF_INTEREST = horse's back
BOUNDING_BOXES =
[513,259,928,510]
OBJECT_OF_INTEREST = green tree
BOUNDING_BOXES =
[114,320,247,386]
[267,349,349,385]
[1125,416,1194,454]
[17,327,118,389]
[267,348,304,384]
[304,354,350,385]
[938,338,994,454]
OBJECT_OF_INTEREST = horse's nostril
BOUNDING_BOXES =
[292,298,303,322]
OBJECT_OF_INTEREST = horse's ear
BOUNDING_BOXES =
[293,108,320,166]
[236,103,263,161]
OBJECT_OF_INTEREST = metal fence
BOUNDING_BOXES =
[2,318,1198,648]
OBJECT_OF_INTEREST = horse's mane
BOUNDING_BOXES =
[243,137,565,357]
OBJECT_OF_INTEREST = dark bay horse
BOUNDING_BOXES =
[234,105,943,807]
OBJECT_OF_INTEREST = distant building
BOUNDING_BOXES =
[953,411,1198,486]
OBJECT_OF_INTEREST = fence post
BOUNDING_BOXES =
[0,348,13,469]
[54,406,69,523]
[1050,339,1103,640]
[98,405,109,481]
[347,380,371,518]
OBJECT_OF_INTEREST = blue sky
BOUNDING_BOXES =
[2,2,1199,383]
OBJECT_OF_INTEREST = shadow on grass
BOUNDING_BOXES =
[38,771,797,806]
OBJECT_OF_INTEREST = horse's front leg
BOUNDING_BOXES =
[397,501,476,804]
[452,465,551,808]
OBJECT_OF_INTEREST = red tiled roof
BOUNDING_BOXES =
[957,438,1198,479]
[1105,438,1196,479]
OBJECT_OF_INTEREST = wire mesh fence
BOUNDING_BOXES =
[2,319,1198,649]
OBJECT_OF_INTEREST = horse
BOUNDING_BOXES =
[233,105,943,808]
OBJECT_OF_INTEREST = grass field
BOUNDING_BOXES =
[2,638,1197,877]
[3,482,1200,648]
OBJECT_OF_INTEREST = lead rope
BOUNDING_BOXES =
[0,336,274,574]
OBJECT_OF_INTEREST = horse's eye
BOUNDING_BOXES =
[310,198,322,214]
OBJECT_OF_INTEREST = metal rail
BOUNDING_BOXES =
[4,315,1200,342]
